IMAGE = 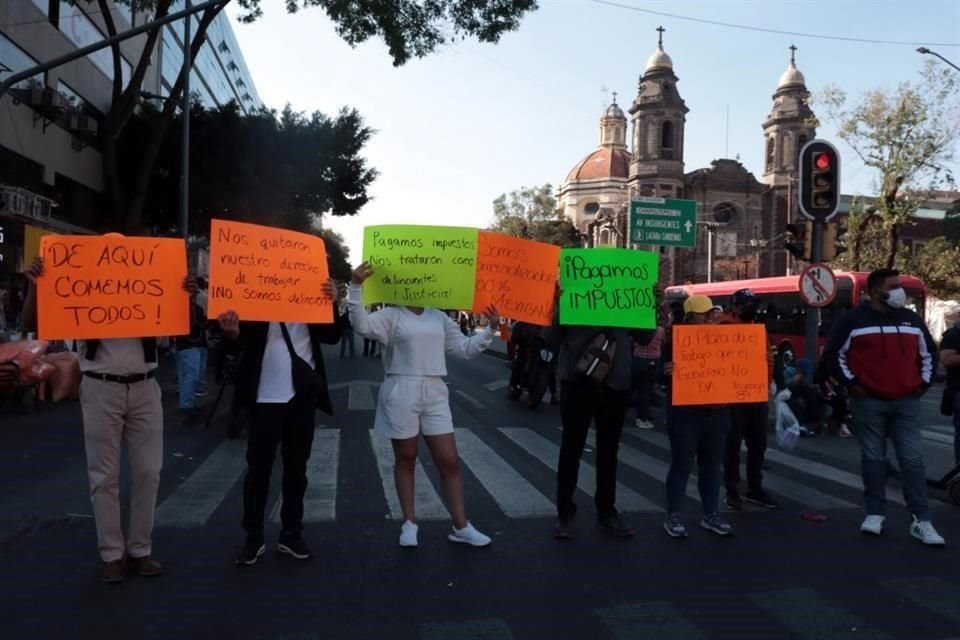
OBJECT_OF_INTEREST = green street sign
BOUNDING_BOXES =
[629,197,697,248]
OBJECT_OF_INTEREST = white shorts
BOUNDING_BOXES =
[374,376,454,440]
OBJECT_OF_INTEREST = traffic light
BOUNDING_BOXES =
[822,222,848,261]
[799,140,841,220]
[785,221,813,261]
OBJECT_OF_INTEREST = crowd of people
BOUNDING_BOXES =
[7,257,953,584]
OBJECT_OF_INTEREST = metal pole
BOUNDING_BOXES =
[0,0,227,99]
[804,220,824,367]
[917,48,960,73]
[181,0,191,242]
[706,226,713,283]
[785,179,793,276]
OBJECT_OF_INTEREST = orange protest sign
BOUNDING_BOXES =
[472,231,560,326]
[671,324,769,406]
[37,234,189,340]
[208,219,333,324]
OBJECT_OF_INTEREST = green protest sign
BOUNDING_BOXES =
[362,225,478,309]
[558,248,658,328]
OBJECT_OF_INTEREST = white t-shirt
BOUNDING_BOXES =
[78,339,158,375]
[257,322,315,403]
[347,285,493,377]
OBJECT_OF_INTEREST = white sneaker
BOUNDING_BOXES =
[860,515,885,535]
[399,520,418,547]
[635,419,654,430]
[448,522,492,547]
[910,517,945,546]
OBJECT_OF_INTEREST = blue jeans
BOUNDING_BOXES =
[849,396,930,520]
[176,347,202,410]
[952,393,960,465]
[340,330,356,358]
[631,357,658,421]
[665,405,731,516]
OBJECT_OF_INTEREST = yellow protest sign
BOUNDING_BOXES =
[37,234,189,340]
[207,219,333,323]
[671,324,769,406]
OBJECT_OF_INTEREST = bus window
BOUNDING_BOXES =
[818,290,853,336]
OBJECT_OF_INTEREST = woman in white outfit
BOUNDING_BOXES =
[349,262,499,548]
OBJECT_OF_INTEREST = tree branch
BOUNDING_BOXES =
[94,0,124,104]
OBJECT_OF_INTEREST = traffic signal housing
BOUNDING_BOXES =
[799,140,841,220]
[785,221,813,261]
[822,221,847,261]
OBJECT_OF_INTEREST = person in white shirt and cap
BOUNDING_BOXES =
[349,262,499,548]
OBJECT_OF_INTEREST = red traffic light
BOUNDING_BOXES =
[814,152,832,171]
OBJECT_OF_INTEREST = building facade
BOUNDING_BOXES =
[0,0,260,277]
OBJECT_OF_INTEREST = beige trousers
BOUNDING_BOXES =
[79,376,164,562]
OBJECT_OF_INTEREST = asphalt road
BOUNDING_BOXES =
[1,343,959,640]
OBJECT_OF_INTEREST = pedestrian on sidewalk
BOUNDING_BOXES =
[348,262,498,549]
[216,281,344,566]
[549,288,659,540]
[195,277,209,397]
[20,255,197,584]
[175,296,207,426]
[822,268,945,546]
[339,304,356,358]
[661,295,734,539]
[937,308,960,465]
[723,288,781,512]
[630,325,664,429]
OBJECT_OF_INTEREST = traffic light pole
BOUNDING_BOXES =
[804,220,824,368]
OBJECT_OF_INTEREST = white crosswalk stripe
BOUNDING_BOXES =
[270,429,340,523]
[155,438,248,528]
[484,379,510,391]
[368,431,449,521]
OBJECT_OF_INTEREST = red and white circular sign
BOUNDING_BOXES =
[799,263,838,308]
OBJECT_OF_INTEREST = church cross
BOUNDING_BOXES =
[611,91,618,104]
[656,26,665,46]
[789,44,797,64]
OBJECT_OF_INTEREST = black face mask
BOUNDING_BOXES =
[739,306,758,322]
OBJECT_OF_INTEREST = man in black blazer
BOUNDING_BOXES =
[217,280,342,566]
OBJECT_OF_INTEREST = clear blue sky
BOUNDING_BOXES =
[225,0,960,263]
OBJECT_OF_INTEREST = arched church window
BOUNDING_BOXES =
[599,229,611,246]
[584,202,600,215]
[765,138,775,171]
[661,121,675,149]
[713,202,736,224]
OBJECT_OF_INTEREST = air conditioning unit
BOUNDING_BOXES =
[26,87,68,112]
[67,112,99,136]
[0,186,28,217]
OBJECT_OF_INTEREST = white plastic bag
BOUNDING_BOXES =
[774,389,801,450]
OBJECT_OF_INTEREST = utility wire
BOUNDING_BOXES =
[587,0,960,48]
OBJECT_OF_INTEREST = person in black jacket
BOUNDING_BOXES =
[216,280,343,566]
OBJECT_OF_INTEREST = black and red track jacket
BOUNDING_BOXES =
[823,301,937,400]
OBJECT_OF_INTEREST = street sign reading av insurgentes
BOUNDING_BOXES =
[629,197,697,248]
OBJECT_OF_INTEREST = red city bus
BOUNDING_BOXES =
[665,272,927,360]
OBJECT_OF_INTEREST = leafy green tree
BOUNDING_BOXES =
[491,184,581,246]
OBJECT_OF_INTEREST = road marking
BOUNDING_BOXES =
[632,430,906,507]
[456,428,554,517]
[499,428,659,513]
[750,588,893,640]
[369,432,448,521]
[454,390,485,410]
[328,379,382,391]
[588,433,699,503]
[348,381,376,411]
[270,429,339,523]
[596,602,705,639]
[420,618,514,640]
[484,379,509,391]
[882,577,960,626]
[921,430,954,446]
[155,438,247,528]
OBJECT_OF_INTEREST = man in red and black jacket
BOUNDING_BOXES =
[823,268,944,546]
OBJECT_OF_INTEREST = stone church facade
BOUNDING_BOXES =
[557,32,816,283]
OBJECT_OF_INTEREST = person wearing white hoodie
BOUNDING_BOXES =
[348,262,500,548]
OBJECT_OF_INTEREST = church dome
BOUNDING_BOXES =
[645,45,673,72]
[778,62,806,89]
[604,101,625,119]
[565,147,630,182]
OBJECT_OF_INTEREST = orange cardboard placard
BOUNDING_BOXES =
[472,231,560,326]
[671,324,769,406]
[207,219,333,324]
[37,234,189,340]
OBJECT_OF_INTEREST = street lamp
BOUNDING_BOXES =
[917,47,960,73]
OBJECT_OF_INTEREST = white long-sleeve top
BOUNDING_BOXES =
[348,284,493,376]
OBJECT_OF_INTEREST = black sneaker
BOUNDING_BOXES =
[553,518,574,540]
[235,539,265,566]
[277,534,312,560]
[725,491,743,511]
[745,489,780,509]
[597,512,635,538]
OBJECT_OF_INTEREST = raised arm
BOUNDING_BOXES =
[443,305,500,360]
[347,263,397,345]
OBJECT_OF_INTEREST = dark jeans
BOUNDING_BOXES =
[953,393,960,465]
[556,381,628,520]
[631,357,658,421]
[340,330,355,358]
[724,402,768,493]
[363,338,378,357]
[242,394,316,543]
[665,406,731,515]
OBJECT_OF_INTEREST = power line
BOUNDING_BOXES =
[587,0,960,48]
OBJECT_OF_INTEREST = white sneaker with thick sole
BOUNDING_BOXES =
[860,515,885,535]
[910,517,945,546]
[399,520,419,548]
[448,522,492,547]
[634,419,654,430]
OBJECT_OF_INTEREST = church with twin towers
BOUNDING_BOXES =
[557,28,817,283]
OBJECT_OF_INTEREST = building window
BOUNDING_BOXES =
[0,34,43,89]
[659,184,673,197]
[661,121,675,149]
[713,202,736,224]
[584,202,600,215]
[599,229,611,246]
[58,2,132,86]
[765,137,775,171]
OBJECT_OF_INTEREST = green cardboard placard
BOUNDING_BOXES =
[362,225,478,309]
[558,248,658,328]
